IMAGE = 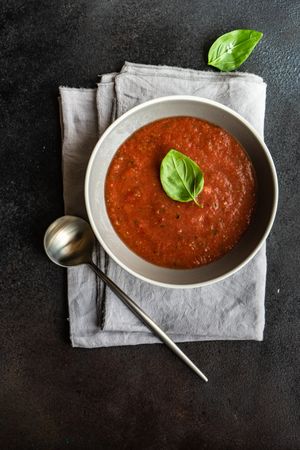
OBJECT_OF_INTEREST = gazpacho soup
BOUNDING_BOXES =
[105,116,256,269]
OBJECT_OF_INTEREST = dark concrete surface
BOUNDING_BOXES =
[1,1,299,449]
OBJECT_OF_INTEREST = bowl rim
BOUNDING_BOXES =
[85,95,278,288]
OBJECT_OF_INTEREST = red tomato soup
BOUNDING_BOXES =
[105,117,256,269]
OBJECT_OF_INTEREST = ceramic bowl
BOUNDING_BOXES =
[85,96,278,288]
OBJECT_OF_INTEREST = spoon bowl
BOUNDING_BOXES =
[44,215,94,267]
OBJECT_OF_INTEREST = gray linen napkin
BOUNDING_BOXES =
[59,62,267,348]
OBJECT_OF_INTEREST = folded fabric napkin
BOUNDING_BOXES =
[59,62,267,348]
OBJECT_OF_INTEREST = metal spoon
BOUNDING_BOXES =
[44,215,208,382]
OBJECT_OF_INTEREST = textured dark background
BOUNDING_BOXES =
[1,1,299,449]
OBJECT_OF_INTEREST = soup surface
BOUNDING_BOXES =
[105,116,256,268]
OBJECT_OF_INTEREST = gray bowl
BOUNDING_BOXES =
[85,96,278,288]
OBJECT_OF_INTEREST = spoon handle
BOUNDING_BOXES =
[89,262,208,382]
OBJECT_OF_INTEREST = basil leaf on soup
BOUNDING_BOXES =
[208,29,263,72]
[160,149,204,206]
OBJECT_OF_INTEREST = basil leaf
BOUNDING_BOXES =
[160,149,204,206]
[208,29,263,72]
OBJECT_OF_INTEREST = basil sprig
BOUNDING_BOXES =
[208,29,263,72]
[160,149,204,206]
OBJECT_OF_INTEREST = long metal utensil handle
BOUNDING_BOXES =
[89,262,208,382]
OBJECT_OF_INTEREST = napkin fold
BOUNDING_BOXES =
[59,62,267,348]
